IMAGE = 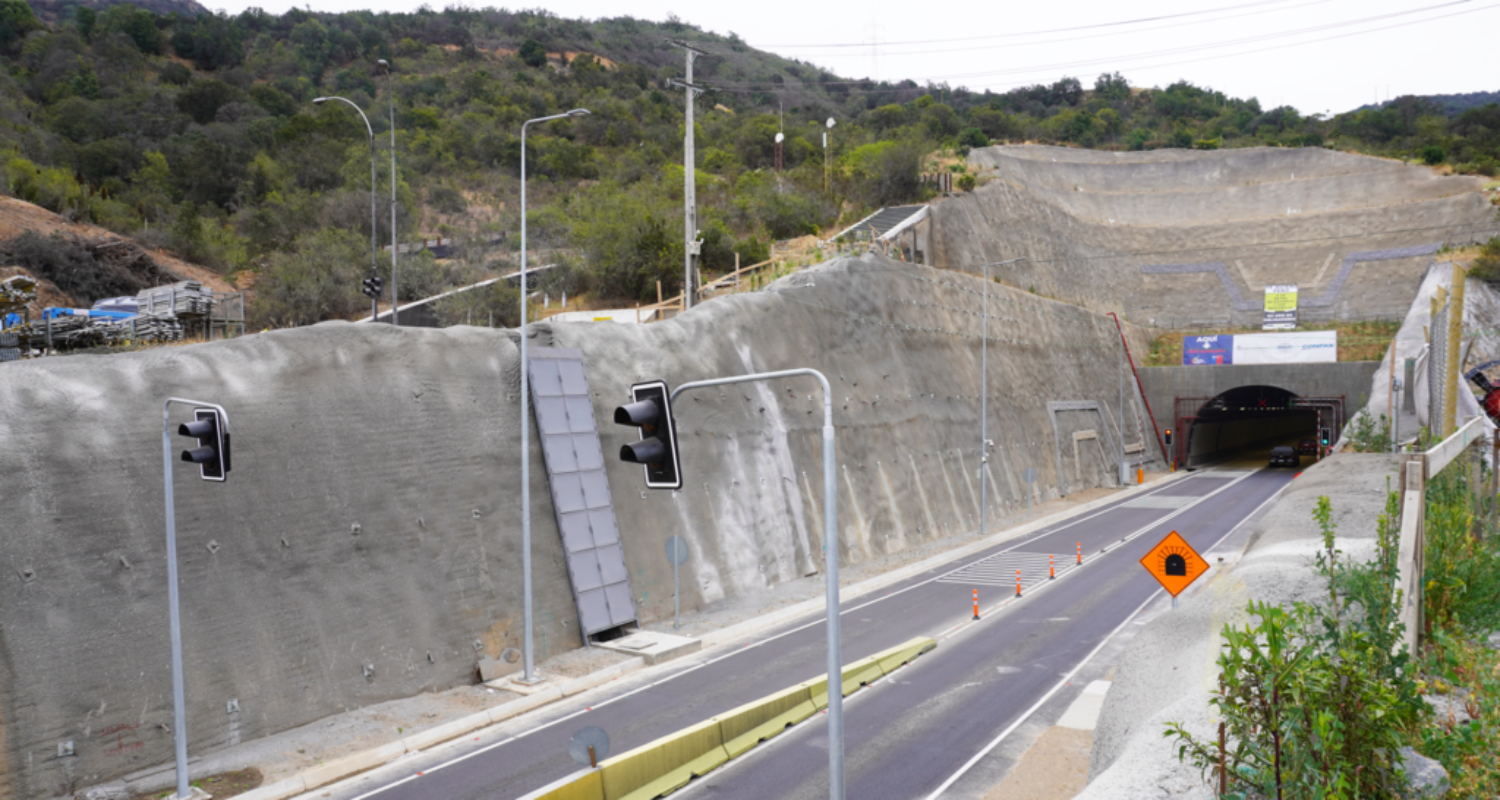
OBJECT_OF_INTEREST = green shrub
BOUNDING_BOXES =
[1422,145,1446,165]
[1346,411,1393,453]
[1166,496,1422,799]
[957,173,976,192]
[1469,235,1500,283]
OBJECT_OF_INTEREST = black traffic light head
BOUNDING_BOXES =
[1320,427,1331,446]
[1164,428,1173,446]
[178,408,230,481]
[614,380,681,490]
[361,275,384,298]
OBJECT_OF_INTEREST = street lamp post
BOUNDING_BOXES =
[518,108,590,684]
[979,258,1026,542]
[378,60,398,326]
[314,96,378,322]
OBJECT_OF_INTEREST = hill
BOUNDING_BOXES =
[25,0,207,25]
[1355,89,1500,117]
[0,2,1496,330]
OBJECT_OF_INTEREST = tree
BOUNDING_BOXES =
[957,127,988,149]
[1094,72,1129,102]
[98,3,163,55]
[519,38,547,68]
[0,0,38,54]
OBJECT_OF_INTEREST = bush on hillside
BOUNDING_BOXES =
[0,230,173,305]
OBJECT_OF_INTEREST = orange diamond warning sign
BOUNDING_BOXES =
[1140,530,1209,597]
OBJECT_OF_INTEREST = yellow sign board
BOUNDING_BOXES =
[1264,285,1298,312]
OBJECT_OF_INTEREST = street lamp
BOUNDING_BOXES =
[518,107,590,685]
[313,96,379,322]
[979,257,1026,541]
[378,60,398,326]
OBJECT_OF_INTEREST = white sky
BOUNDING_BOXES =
[207,0,1499,115]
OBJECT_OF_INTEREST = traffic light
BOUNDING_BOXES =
[178,408,230,482]
[1164,428,1173,447]
[1320,427,1331,447]
[613,380,681,490]
[361,275,384,299]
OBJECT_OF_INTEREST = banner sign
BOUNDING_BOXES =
[1183,334,1234,365]
[1183,331,1337,366]
[1263,284,1298,330]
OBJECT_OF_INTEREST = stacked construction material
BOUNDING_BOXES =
[0,274,37,316]
[136,281,215,319]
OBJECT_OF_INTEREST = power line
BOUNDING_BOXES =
[754,0,1301,48]
[714,0,1478,89]
[782,0,1335,59]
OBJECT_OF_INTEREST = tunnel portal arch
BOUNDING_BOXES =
[1173,385,1345,469]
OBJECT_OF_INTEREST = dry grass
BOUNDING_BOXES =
[1144,320,1401,367]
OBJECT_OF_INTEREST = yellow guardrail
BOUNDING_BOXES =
[531,637,936,800]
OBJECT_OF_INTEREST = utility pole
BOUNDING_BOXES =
[668,39,708,310]
[378,60,399,326]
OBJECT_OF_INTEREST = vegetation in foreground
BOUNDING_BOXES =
[1167,451,1500,798]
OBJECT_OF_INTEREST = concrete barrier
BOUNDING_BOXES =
[599,718,730,800]
[715,683,818,758]
[532,636,939,799]
[527,768,605,800]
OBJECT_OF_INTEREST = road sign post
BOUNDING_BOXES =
[1022,467,1037,516]
[665,535,689,630]
[568,726,610,770]
[1140,530,1209,609]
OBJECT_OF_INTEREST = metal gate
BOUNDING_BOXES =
[527,348,637,637]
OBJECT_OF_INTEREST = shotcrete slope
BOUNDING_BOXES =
[932,145,1498,328]
[0,254,1159,796]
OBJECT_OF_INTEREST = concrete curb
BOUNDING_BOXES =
[211,477,1186,800]
[700,471,1190,649]
[232,659,644,800]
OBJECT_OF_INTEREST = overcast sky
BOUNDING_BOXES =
[206,0,1498,115]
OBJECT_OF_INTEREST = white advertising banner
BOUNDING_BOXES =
[1232,330,1337,365]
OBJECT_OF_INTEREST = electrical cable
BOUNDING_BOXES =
[713,0,1476,87]
[697,0,1497,99]
[779,0,1336,59]
[755,0,1303,48]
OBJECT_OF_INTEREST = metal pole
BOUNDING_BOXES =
[313,97,378,322]
[683,51,696,310]
[1119,315,1126,482]
[979,260,986,538]
[161,406,189,800]
[520,116,535,683]
[160,398,230,800]
[671,368,841,800]
[516,109,588,684]
[673,558,680,630]
[382,61,399,326]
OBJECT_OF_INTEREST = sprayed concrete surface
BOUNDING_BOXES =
[931,146,1498,329]
[0,254,1164,797]
[1078,453,1398,797]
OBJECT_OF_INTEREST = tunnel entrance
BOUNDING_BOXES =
[1173,386,1345,470]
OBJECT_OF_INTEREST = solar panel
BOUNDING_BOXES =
[527,348,637,636]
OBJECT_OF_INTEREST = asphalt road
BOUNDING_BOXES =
[313,467,1293,800]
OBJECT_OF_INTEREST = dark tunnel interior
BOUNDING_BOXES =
[1184,385,1322,469]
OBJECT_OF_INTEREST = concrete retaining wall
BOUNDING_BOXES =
[0,255,1158,797]
[929,145,1498,329]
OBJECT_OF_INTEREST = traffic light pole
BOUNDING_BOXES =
[670,368,843,800]
[161,397,231,800]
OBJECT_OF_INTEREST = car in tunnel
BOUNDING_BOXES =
[1269,446,1299,468]
[1296,438,1319,456]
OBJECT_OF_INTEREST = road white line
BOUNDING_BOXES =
[315,474,1233,800]
[922,479,1289,799]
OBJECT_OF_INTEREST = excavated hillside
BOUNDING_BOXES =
[929,146,1499,328]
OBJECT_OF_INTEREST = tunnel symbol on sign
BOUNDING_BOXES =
[1165,554,1187,576]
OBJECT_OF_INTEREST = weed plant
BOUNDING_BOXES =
[1166,496,1423,799]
